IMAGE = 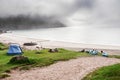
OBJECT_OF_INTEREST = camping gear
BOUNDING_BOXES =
[89,50,98,55]
[101,51,108,57]
[102,52,108,57]
[7,44,23,55]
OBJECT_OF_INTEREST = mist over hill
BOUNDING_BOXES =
[0,15,65,30]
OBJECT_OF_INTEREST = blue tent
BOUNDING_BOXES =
[7,44,23,55]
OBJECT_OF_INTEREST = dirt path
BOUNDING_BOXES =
[3,57,120,80]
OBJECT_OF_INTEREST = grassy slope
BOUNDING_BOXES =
[0,43,91,78]
[0,42,120,79]
[82,51,120,80]
[82,63,120,80]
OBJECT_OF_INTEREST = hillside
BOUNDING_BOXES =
[0,15,65,30]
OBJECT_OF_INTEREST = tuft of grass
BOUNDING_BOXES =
[109,55,120,59]
[82,63,120,80]
[0,73,10,79]
[5,70,11,73]
[0,42,8,50]
[20,66,30,70]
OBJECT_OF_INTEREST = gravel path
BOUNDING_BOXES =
[3,57,120,80]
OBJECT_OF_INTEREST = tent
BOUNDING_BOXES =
[7,44,23,55]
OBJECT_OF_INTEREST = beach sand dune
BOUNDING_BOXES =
[3,57,120,80]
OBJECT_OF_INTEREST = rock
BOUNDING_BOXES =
[23,42,37,46]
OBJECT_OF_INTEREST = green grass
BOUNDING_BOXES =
[109,55,120,59]
[22,48,91,67]
[0,42,8,50]
[0,43,91,78]
[82,63,120,80]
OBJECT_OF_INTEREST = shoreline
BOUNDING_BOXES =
[0,33,120,55]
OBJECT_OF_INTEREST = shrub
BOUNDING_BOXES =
[8,55,30,64]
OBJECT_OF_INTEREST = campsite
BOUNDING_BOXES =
[0,0,120,80]
[0,42,120,80]
[0,42,91,78]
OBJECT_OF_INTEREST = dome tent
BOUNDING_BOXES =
[7,44,23,55]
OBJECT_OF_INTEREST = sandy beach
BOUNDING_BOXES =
[0,33,120,55]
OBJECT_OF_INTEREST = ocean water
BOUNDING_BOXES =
[12,26,120,46]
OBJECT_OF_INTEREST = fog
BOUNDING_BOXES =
[0,0,95,18]
[0,0,120,29]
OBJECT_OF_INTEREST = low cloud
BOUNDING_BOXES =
[0,0,120,28]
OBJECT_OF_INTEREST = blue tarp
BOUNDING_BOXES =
[89,50,98,55]
[7,44,22,55]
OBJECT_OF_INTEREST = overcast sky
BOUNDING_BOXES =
[0,0,120,27]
